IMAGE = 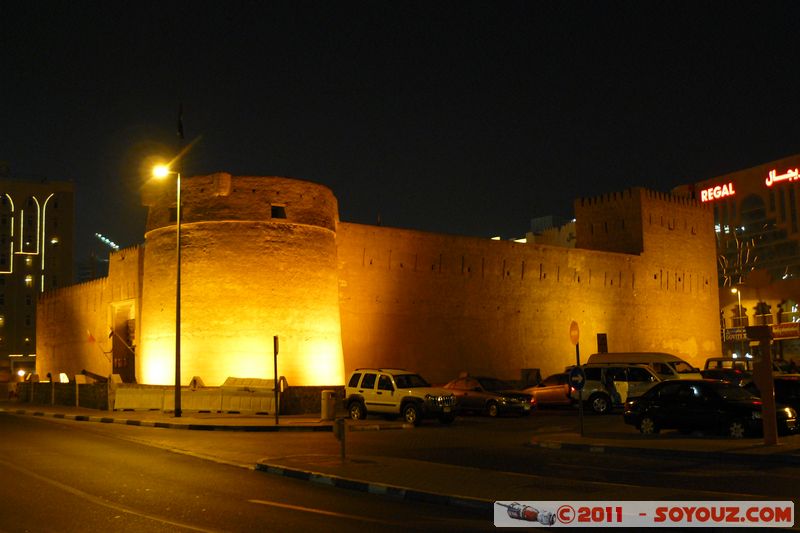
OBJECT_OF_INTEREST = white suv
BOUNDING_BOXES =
[573,363,662,415]
[345,368,458,425]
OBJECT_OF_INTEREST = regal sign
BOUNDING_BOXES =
[699,182,736,202]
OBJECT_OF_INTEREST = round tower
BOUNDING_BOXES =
[139,172,345,386]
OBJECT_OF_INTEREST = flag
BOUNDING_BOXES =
[177,103,184,140]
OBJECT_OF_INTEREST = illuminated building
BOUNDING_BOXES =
[0,177,74,382]
[36,174,721,387]
[674,153,800,360]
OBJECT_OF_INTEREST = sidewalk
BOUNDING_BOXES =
[3,402,800,512]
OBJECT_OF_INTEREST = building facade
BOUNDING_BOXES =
[674,153,800,361]
[0,178,74,382]
[36,174,721,387]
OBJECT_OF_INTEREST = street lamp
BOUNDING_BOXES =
[731,287,744,358]
[153,164,182,417]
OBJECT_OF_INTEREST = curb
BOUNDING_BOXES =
[528,438,800,465]
[2,408,333,432]
[255,461,492,514]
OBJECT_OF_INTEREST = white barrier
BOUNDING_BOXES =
[112,384,279,414]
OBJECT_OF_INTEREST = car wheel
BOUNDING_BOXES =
[588,393,611,415]
[639,416,659,435]
[402,403,421,426]
[348,401,366,421]
[486,402,499,417]
[439,413,455,425]
[728,419,747,439]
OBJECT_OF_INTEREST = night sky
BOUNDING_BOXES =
[3,1,800,270]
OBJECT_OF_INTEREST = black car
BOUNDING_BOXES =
[623,379,797,438]
[745,375,800,413]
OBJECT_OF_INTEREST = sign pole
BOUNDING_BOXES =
[576,343,584,437]
[273,335,279,426]
[569,321,584,437]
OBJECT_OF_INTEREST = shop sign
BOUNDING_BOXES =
[765,167,800,187]
[770,322,800,340]
[699,182,736,202]
[724,326,748,341]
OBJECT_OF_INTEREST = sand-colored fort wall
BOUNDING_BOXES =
[36,178,721,388]
[337,189,719,383]
[36,246,141,379]
[137,173,345,387]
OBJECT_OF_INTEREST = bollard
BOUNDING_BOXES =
[321,390,336,421]
[333,417,346,461]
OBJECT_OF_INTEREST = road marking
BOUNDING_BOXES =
[0,457,220,532]
[248,499,401,524]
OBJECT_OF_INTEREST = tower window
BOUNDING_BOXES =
[271,205,287,219]
[24,275,33,287]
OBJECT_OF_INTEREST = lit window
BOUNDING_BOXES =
[0,315,4,326]
[50,236,59,245]
[25,256,32,266]
[24,275,33,287]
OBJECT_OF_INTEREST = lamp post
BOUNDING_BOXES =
[732,287,744,357]
[153,164,182,417]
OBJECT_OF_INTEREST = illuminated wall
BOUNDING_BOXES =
[337,188,720,383]
[138,173,345,387]
[36,246,140,379]
[36,177,720,389]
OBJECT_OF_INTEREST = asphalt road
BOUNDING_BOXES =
[0,413,493,532]
[19,407,800,505]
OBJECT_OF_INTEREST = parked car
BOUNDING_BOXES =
[442,375,533,417]
[623,379,798,438]
[745,375,800,412]
[587,352,702,380]
[704,356,792,377]
[523,373,573,408]
[700,367,752,387]
[345,368,458,426]
[574,363,661,414]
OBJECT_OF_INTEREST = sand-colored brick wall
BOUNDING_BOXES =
[138,174,345,387]
[36,246,142,380]
[337,190,720,384]
[36,177,721,389]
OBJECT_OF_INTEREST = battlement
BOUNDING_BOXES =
[574,187,713,256]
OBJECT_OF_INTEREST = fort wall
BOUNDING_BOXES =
[138,174,345,387]
[36,175,722,388]
[337,201,720,383]
[36,246,142,379]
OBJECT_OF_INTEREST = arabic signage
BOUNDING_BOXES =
[724,323,800,341]
[699,182,736,202]
[771,322,800,340]
[765,167,800,188]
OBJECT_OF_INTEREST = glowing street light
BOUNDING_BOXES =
[153,163,182,418]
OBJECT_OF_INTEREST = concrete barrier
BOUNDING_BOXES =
[112,385,278,414]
